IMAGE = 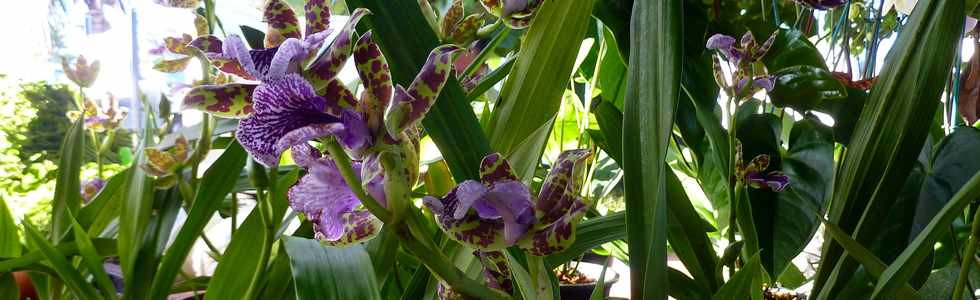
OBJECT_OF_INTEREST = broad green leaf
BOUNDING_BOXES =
[762,29,827,71]
[544,212,625,268]
[76,169,127,234]
[148,141,247,300]
[592,0,632,59]
[256,245,294,299]
[51,118,85,241]
[872,171,980,298]
[0,197,19,258]
[505,251,537,300]
[204,170,298,300]
[239,25,266,50]
[282,236,382,300]
[711,253,764,300]
[769,65,847,112]
[622,0,681,298]
[666,168,719,292]
[814,0,964,295]
[820,220,921,299]
[0,272,17,300]
[486,0,594,180]
[22,222,102,300]
[68,212,118,300]
[0,239,117,272]
[816,86,866,144]
[591,100,624,164]
[915,128,980,233]
[669,268,710,300]
[345,0,492,182]
[119,122,156,300]
[596,25,628,109]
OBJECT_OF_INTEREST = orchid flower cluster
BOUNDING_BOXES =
[180,1,459,246]
[706,31,778,100]
[735,143,789,192]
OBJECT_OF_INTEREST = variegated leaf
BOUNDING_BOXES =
[353,31,393,133]
[304,0,331,36]
[304,8,370,91]
[153,57,192,73]
[182,83,257,118]
[263,0,302,48]
[384,44,460,137]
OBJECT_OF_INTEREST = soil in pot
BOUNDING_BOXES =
[556,261,619,300]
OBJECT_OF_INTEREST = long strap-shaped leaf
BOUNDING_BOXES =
[51,118,84,241]
[814,0,964,295]
[870,171,980,298]
[147,142,247,300]
[622,0,682,298]
[485,0,594,180]
[819,219,921,299]
[23,222,103,300]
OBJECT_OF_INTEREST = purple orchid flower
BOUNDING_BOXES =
[287,144,385,246]
[795,0,847,10]
[706,31,777,65]
[81,178,106,203]
[736,143,790,192]
[423,150,593,255]
[735,75,776,94]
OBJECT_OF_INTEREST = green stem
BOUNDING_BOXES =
[323,140,391,222]
[90,131,104,178]
[954,205,980,298]
[463,27,511,78]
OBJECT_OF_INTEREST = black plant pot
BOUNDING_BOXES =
[557,261,620,300]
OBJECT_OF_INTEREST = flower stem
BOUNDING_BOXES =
[323,139,391,222]
[954,203,980,298]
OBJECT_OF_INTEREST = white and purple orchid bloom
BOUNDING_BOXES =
[735,144,790,192]
[423,150,593,256]
[706,30,777,66]
[735,75,776,94]
[287,144,385,246]
[80,178,106,203]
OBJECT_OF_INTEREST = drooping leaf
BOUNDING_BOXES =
[622,0,681,298]
[68,212,118,300]
[283,236,382,300]
[813,0,964,295]
[23,222,102,300]
[769,65,847,112]
[711,252,765,300]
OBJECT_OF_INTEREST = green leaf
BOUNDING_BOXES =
[344,0,491,182]
[239,25,266,50]
[669,268,710,300]
[204,170,298,300]
[589,261,610,300]
[51,118,85,241]
[666,168,719,292]
[505,251,538,300]
[544,212,625,268]
[762,29,827,71]
[813,0,964,295]
[816,87,866,145]
[596,24,628,109]
[0,239,117,273]
[0,196,20,258]
[22,222,103,300]
[819,219,921,299]
[76,169,127,234]
[915,128,980,233]
[119,123,156,299]
[282,236,382,300]
[592,100,624,164]
[871,171,980,299]
[68,213,118,300]
[622,0,681,298]
[0,272,18,300]
[711,252,764,300]
[486,0,594,180]
[592,0,632,59]
[769,65,847,112]
[148,141,247,300]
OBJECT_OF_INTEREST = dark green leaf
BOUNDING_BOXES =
[592,0,632,59]
[68,213,118,300]
[622,0,681,298]
[669,268,709,300]
[816,87,866,145]
[283,236,382,300]
[0,239,117,273]
[769,65,847,112]
[762,29,827,71]
[239,25,266,50]
[711,252,764,300]
[666,168,719,292]
[148,141,247,300]
[545,212,625,268]
[0,272,18,300]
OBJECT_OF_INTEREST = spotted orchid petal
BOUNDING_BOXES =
[143,149,177,176]
[273,109,371,158]
[519,197,588,256]
[61,56,100,88]
[734,75,776,94]
[222,34,316,81]
[474,250,514,294]
[353,31,394,135]
[154,0,199,8]
[536,149,592,224]
[480,0,542,29]
[164,34,193,54]
[182,83,257,118]
[424,191,510,250]
[153,57,193,73]
[304,0,330,36]
[290,143,322,169]
[208,54,255,80]
[440,0,464,40]
[188,35,223,54]
[263,0,302,48]
[479,153,519,184]
[706,33,735,50]
[449,14,481,45]
[323,78,358,115]
[288,157,382,246]
[745,171,790,192]
[80,178,106,203]
[194,13,209,36]
[304,8,370,90]
[384,44,461,138]
[424,178,535,249]
[236,74,342,166]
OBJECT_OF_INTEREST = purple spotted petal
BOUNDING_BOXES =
[481,180,535,244]
[288,157,381,245]
[182,83,257,119]
[746,171,790,192]
[188,35,223,54]
[706,34,735,50]
[305,0,331,36]
[384,44,461,137]
[537,149,592,224]
[474,250,514,294]
[423,185,511,250]
[81,178,106,203]
[353,31,393,134]
[740,31,757,50]
[304,8,370,90]
[290,143,321,168]
[274,123,346,159]
[754,75,775,91]
[479,153,519,184]
[222,35,315,81]
[520,197,588,256]
[263,0,301,48]
[361,154,388,206]
[452,181,489,219]
[323,79,358,116]
[236,74,340,166]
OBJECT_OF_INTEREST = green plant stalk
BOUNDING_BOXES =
[323,140,504,300]
[954,203,980,298]
[242,166,278,300]
[463,27,510,78]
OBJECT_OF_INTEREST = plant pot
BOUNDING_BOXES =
[558,261,620,300]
